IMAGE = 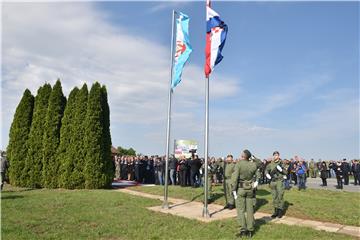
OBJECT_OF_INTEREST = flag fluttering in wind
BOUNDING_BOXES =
[204,0,228,77]
[171,12,193,89]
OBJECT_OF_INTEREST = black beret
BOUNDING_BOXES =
[243,149,252,159]
[273,151,280,156]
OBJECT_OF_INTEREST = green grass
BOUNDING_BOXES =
[131,184,360,227]
[1,185,356,240]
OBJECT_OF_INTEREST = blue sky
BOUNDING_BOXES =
[1,1,359,160]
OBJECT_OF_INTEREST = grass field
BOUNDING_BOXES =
[1,185,357,240]
[132,184,360,227]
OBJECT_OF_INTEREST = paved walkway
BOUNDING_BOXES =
[302,178,360,192]
[116,188,360,238]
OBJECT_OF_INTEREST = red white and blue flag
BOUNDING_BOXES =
[204,0,228,77]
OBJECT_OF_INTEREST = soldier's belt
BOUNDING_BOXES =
[238,180,252,189]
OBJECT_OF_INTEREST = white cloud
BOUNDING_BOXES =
[147,2,189,13]
[1,2,240,150]
[2,2,358,159]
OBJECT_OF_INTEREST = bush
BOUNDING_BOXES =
[7,89,34,186]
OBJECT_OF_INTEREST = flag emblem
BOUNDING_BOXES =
[171,12,193,90]
[204,2,228,77]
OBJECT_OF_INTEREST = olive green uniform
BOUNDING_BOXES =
[265,161,287,210]
[222,161,236,206]
[250,157,262,208]
[309,161,316,178]
[203,162,216,200]
[231,159,260,232]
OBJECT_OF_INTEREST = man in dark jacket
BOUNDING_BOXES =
[352,160,360,185]
[178,156,187,187]
[335,161,344,189]
[342,159,350,185]
[189,155,202,187]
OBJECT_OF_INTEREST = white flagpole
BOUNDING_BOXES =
[163,10,176,209]
[202,76,210,218]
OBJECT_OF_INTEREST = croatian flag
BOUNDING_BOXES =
[171,12,193,90]
[204,0,228,77]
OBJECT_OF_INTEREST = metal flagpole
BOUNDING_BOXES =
[202,76,210,218]
[163,10,176,209]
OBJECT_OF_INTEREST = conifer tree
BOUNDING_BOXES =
[7,89,34,186]
[100,85,114,187]
[23,84,52,188]
[69,84,88,189]
[84,82,111,189]
[58,87,79,189]
[42,80,66,188]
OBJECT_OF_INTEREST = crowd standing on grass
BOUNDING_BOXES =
[112,153,360,190]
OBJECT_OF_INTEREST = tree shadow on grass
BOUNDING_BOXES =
[1,195,25,200]
[3,185,35,193]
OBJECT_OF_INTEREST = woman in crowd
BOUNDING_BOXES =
[127,157,135,181]
[320,161,328,186]
[178,156,187,187]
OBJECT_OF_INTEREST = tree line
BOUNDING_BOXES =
[117,146,136,156]
[6,80,114,189]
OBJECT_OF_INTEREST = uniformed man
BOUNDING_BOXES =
[222,154,236,209]
[265,151,287,218]
[202,158,216,202]
[309,159,316,178]
[231,150,260,238]
[249,155,262,208]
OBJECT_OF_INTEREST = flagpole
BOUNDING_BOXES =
[202,76,210,218]
[163,10,176,209]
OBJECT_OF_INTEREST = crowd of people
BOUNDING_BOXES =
[113,154,360,190]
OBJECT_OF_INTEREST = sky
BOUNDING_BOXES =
[1,1,359,160]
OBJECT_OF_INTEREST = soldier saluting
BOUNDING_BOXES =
[265,151,287,218]
[231,150,260,238]
[222,154,236,210]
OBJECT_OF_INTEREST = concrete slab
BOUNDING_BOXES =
[337,226,360,238]
[301,219,324,227]
[315,225,341,233]
[275,216,303,226]
[148,201,238,222]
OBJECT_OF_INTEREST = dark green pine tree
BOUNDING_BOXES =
[84,82,112,189]
[42,80,66,188]
[23,83,52,188]
[7,89,34,187]
[100,85,114,187]
[58,87,79,189]
[69,84,88,189]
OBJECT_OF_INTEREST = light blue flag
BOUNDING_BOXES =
[171,12,192,90]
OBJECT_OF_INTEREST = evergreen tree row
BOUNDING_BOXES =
[6,80,113,189]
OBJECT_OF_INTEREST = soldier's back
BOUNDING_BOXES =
[236,160,257,180]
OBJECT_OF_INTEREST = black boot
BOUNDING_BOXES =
[228,204,235,210]
[236,230,247,238]
[271,208,278,218]
[277,208,284,218]
[223,204,229,209]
